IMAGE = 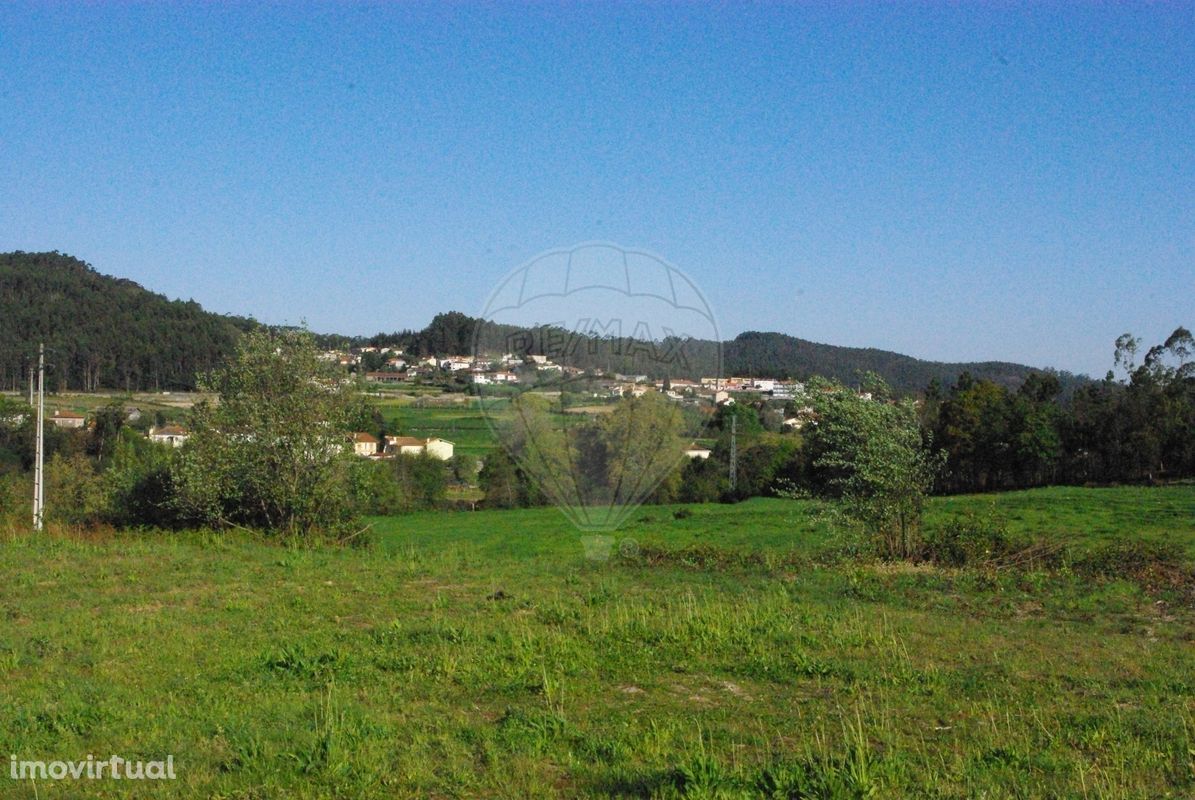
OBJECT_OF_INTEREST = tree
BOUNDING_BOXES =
[806,379,943,559]
[391,453,447,511]
[478,449,540,508]
[87,400,128,462]
[172,329,358,538]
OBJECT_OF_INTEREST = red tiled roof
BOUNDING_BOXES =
[386,436,426,447]
[153,425,189,436]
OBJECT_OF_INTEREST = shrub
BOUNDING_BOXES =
[922,511,1015,567]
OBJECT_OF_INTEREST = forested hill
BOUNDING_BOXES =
[0,251,256,391]
[723,331,1063,393]
[358,313,1076,393]
[0,251,1073,394]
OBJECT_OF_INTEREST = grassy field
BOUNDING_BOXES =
[1,487,1193,798]
[373,395,619,457]
[374,397,503,457]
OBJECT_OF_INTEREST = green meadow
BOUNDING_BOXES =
[373,395,623,457]
[1,486,1193,798]
[373,397,503,457]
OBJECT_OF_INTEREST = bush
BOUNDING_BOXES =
[391,454,447,512]
[45,452,109,527]
[349,459,406,515]
[104,432,181,528]
[922,511,1016,567]
[1075,539,1185,577]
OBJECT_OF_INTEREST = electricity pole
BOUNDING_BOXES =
[33,343,45,531]
[728,414,737,493]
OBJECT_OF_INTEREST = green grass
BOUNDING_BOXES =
[374,395,607,457]
[1,487,1193,798]
[374,397,503,457]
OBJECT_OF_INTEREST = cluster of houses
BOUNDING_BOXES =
[41,408,456,460]
[350,433,454,461]
[352,350,566,387]
[40,409,195,447]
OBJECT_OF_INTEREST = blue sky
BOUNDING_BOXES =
[1,4,1191,377]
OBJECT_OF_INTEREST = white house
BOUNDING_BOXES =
[50,409,86,429]
[352,432,379,457]
[684,444,713,459]
[149,424,190,447]
[424,437,454,460]
[384,435,455,460]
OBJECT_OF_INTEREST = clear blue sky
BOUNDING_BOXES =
[2,4,1192,377]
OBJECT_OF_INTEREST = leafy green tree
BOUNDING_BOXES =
[449,453,479,486]
[807,379,944,559]
[172,329,358,538]
[348,458,407,515]
[46,452,109,527]
[391,454,447,511]
[104,430,178,528]
[478,449,525,509]
[679,455,728,503]
[87,400,128,462]
[601,392,687,510]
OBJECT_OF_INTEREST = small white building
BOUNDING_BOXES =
[352,432,379,457]
[50,410,86,429]
[384,435,455,460]
[424,437,454,460]
[149,424,190,447]
[684,444,713,459]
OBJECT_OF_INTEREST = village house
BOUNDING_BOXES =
[684,444,713,459]
[351,432,379,457]
[383,435,455,460]
[782,407,818,430]
[49,409,86,429]
[365,371,405,384]
[149,424,190,447]
[610,383,650,398]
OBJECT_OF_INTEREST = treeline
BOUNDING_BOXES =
[476,328,1195,513]
[0,252,255,391]
[925,328,1195,492]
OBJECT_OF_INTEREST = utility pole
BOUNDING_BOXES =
[33,343,45,531]
[728,414,737,493]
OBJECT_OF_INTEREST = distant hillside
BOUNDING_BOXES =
[350,313,1077,394]
[722,331,1065,392]
[0,251,256,391]
[0,252,1076,394]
